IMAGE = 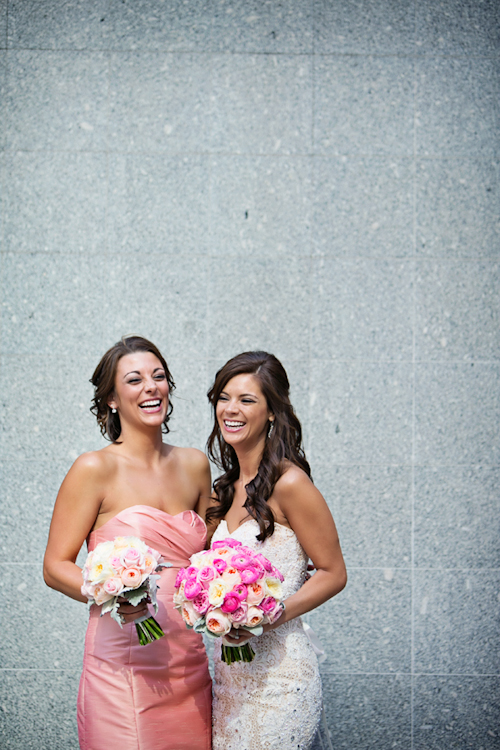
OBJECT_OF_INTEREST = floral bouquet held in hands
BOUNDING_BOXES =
[174,538,285,664]
[81,536,170,646]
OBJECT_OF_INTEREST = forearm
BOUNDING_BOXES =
[43,559,87,603]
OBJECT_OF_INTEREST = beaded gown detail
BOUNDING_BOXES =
[78,506,212,750]
[211,519,322,750]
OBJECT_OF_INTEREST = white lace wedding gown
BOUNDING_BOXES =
[211,519,322,750]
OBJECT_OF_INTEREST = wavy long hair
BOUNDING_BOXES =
[90,335,175,442]
[206,351,311,541]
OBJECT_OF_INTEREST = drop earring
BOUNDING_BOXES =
[111,408,117,414]
[268,420,274,438]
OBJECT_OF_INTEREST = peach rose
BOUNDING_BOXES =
[120,567,142,588]
[245,606,264,628]
[205,608,231,636]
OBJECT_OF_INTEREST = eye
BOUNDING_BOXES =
[154,373,166,380]
[218,394,229,402]
[241,398,256,404]
[127,378,141,384]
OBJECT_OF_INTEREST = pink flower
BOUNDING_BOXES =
[184,579,202,600]
[214,538,241,549]
[120,547,145,569]
[245,606,264,628]
[271,565,284,582]
[206,608,231,636]
[185,566,199,580]
[267,602,285,624]
[103,576,124,596]
[198,566,216,586]
[229,601,248,624]
[109,555,123,572]
[231,583,247,601]
[174,569,187,589]
[254,553,273,573]
[120,567,142,588]
[212,540,230,550]
[213,559,227,574]
[240,567,260,584]
[221,593,241,614]
[192,590,210,615]
[258,596,277,614]
[246,582,264,606]
[230,553,253,570]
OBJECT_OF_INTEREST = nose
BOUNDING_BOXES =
[145,378,158,392]
[224,398,239,414]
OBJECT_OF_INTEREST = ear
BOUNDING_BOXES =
[107,393,117,410]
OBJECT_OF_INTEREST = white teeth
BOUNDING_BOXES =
[225,420,244,428]
[140,400,161,408]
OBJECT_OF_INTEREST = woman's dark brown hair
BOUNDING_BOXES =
[207,351,311,542]
[90,335,175,442]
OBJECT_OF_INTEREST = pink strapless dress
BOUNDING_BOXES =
[77,505,212,750]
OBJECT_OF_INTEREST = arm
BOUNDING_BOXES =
[43,452,107,603]
[225,467,346,644]
[271,468,347,627]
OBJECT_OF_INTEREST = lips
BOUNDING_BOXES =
[139,399,162,411]
[224,420,245,431]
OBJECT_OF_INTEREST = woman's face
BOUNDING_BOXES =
[216,373,273,451]
[108,351,169,431]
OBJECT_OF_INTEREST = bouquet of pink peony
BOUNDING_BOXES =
[173,537,285,664]
[81,536,170,646]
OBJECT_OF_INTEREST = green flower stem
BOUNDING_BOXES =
[135,616,165,646]
[221,642,255,664]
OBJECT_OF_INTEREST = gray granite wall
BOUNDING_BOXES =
[1,1,498,748]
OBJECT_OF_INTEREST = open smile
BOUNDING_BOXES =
[139,399,162,413]
[223,420,245,432]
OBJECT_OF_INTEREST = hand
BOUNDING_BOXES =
[117,596,150,625]
[223,627,254,646]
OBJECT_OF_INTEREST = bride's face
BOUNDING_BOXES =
[108,351,170,431]
[216,373,273,451]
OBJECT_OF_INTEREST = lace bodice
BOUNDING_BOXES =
[211,519,322,750]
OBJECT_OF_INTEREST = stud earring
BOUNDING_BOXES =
[268,420,274,438]
[111,408,117,414]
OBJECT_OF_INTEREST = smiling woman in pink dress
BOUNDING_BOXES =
[43,336,212,750]
[206,351,347,750]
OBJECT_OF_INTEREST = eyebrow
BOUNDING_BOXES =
[123,367,165,378]
[220,390,259,399]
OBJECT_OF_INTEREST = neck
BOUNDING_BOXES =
[115,423,165,463]
[233,442,265,487]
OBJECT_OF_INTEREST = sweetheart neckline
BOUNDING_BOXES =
[220,517,296,538]
[90,504,206,536]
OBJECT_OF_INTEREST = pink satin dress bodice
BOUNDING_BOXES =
[77,505,212,750]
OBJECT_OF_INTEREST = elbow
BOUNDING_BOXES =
[43,557,57,591]
[338,567,348,594]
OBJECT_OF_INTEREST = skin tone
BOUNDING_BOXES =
[44,351,212,624]
[211,372,347,645]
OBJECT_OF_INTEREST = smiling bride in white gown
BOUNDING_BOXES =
[206,351,347,750]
